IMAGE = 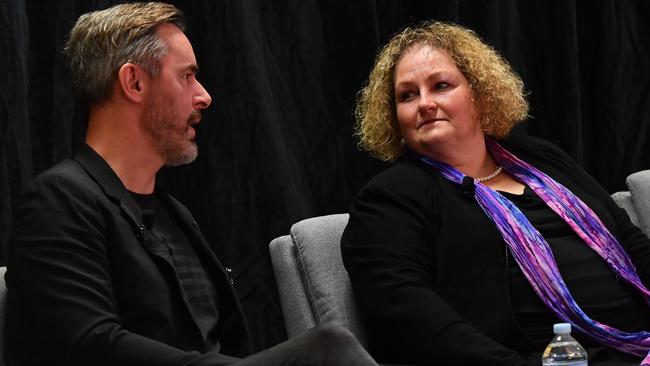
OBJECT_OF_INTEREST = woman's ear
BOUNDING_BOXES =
[116,63,148,104]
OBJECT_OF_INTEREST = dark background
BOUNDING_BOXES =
[1,0,649,351]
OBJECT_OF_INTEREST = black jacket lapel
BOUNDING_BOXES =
[72,144,172,259]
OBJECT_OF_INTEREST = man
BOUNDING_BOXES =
[6,3,377,366]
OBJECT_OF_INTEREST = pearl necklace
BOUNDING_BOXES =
[474,166,502,183]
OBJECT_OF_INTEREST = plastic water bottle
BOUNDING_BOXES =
[541,323,588,365]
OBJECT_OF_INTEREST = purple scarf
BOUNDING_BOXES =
[418,138,650,365]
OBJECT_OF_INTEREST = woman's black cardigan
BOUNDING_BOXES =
[341,135,650,365]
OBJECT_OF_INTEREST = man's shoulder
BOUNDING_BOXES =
[26,145,127,201]
[31,144,103,181]
[21,154,108,210]
[29,158,89,189]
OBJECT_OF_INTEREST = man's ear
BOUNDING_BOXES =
[117,63,148,104]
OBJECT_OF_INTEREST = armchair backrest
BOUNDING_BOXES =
[611,170,650,236]
[269,214,366,345]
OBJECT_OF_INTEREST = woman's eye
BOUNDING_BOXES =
[398,91,417,102]
[434,82,450,91]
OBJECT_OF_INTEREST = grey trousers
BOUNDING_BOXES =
[231,323,378,366]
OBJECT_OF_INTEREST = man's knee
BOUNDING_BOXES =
[307,322,361,348]
[304,323,377,365]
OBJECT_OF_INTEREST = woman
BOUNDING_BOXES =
[341,21,650,366]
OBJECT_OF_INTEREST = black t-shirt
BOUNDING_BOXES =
[130,191,221,352]
[502,186,650,349]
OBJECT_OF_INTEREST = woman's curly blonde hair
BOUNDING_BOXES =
[355,21,529,161]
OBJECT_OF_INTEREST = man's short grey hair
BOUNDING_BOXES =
[63,2,185,105]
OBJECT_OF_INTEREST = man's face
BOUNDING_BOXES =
[142,23,211,167]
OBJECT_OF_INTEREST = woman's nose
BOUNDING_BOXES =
[418,93,437,113]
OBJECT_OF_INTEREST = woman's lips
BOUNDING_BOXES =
[417,118,445,129]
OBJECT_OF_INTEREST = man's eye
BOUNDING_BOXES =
[184,73,197,82]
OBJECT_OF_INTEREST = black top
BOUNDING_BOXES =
[130,191,221,352]
[341,135,650,366]
[502,186,650,348]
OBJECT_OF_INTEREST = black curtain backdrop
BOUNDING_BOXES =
[1,0,650,351]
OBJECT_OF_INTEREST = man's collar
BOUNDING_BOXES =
[73,144,130,201]
[72,143,143,229]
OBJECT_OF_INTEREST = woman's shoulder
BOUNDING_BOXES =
[347,154,449,220]
[362,154,440,193]
[500,133,568,156]
[499,133,575,168]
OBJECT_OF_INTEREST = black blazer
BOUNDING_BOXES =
[6,145,252,366]
[341,135,650,366]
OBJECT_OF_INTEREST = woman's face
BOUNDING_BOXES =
[394,45,481,159]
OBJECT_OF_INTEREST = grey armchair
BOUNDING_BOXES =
[611,169,650,236]
[269,213,367,345]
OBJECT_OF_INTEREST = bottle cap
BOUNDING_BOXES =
[553,323,571,334]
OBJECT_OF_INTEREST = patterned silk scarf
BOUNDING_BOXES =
[418,138,650,365]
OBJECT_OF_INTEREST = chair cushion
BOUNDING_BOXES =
[290,214,367,344]
[269,235,317,337]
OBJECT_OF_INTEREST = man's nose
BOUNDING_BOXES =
[194,81,212,110]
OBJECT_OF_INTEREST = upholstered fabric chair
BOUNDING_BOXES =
[610,169,650,236]
[268,213,367,345]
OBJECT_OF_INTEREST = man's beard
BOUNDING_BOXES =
[142,93,200,167]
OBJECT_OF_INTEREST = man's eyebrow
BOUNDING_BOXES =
[183,64,199,74]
